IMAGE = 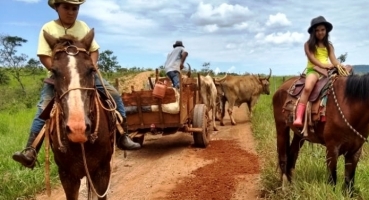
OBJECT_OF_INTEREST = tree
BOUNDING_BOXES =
[25,58,43,77]
[98,50,121,77]
[201,62,210,74]
[0,69,10,85]
[0,35,28,93]
[337,52,348,63]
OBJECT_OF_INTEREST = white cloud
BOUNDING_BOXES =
[233,22,248,30]
[79,0,158,35]
[214,67,220,75]
[204,24,219,33]
[191,2,252,28]
[266,12,291,27]
[261,31,305,45]
[227,66,236,73]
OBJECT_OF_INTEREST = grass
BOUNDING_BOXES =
[0,108,60,200]
[251,76,369,199]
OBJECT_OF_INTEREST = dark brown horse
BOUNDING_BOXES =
[44,29,115,200]
[273,74,369,194]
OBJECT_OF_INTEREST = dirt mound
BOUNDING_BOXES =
[117,71,155,93]
[166,140,260,200]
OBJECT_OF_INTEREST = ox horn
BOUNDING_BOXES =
[186,63,191,77]
[214,73,227,82]
[267,68,272,80]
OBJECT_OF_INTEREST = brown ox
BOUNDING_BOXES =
[199,74,218,131]
[214,69,272,126]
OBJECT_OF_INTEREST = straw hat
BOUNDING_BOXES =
[307,16,333,34]
[48,0,85,9]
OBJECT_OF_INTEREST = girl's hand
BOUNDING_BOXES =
[325,63,334,69]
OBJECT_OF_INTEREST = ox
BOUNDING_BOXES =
[214,69,272,126]
[199,74,219,131]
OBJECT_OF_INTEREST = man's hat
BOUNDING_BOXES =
[308,16,333,34]
[173,41,184,48]
[48,0,85,10]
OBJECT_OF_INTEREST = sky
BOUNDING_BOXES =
[1,0,368,75]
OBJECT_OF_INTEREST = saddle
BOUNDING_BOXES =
[283,74,331,133]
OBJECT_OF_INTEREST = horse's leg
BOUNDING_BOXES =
[276,121,290,190]
[288,133,305,178]
[326,145,339,187]
[344,147,362,196]
[59,169,80,200]
[90,162,111,200]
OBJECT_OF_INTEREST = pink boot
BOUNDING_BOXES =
[293,103,306,127]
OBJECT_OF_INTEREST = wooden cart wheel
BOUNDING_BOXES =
[192,104,210,148]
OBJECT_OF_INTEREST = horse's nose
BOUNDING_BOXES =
[66,122,88,143]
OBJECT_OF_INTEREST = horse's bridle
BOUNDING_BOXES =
[53,45,96,99]
[51,45,100,152]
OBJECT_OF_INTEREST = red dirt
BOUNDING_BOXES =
[167,140,260,200]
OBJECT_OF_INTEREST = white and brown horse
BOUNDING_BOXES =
[44,29,115,200]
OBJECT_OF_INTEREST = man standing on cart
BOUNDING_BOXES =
[164,41,188,89]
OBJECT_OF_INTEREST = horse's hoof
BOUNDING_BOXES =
[281,174,289,191]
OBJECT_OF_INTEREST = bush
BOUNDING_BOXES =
[0,70,10,85]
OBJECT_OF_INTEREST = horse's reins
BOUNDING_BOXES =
[45,44,117,198]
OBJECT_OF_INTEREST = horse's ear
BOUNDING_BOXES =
[43,30,58,49]
[81,28,94,50]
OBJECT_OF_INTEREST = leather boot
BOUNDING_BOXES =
[293,103,306,127]
[12,132,43,169]
[119,134,141,150]
[117,118,141,150]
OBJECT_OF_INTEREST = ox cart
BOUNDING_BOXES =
[121,70,211,148]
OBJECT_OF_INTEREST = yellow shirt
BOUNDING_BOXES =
[306,46,329,69]
[37,20,99,56]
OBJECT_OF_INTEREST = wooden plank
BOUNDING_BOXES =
[126,112,180,130]
[134,91,144,126]
[122,88,176,106]
[157,98,165,125]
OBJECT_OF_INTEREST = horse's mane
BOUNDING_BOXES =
[59,34,78,41]
[56,34,80,47]
[345,73,369,101]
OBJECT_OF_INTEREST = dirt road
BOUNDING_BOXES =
[37,103,261,200]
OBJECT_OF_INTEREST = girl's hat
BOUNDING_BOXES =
[308,16,333,34]
[48,0,85,9]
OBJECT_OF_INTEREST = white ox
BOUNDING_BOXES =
[199,74,218,131]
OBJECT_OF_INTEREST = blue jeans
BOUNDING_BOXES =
[30,74,126,135]
[166,71,180,89]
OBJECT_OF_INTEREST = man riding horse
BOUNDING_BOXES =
[12,0,140,169]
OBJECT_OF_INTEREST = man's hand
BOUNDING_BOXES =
[180,64,184,70]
